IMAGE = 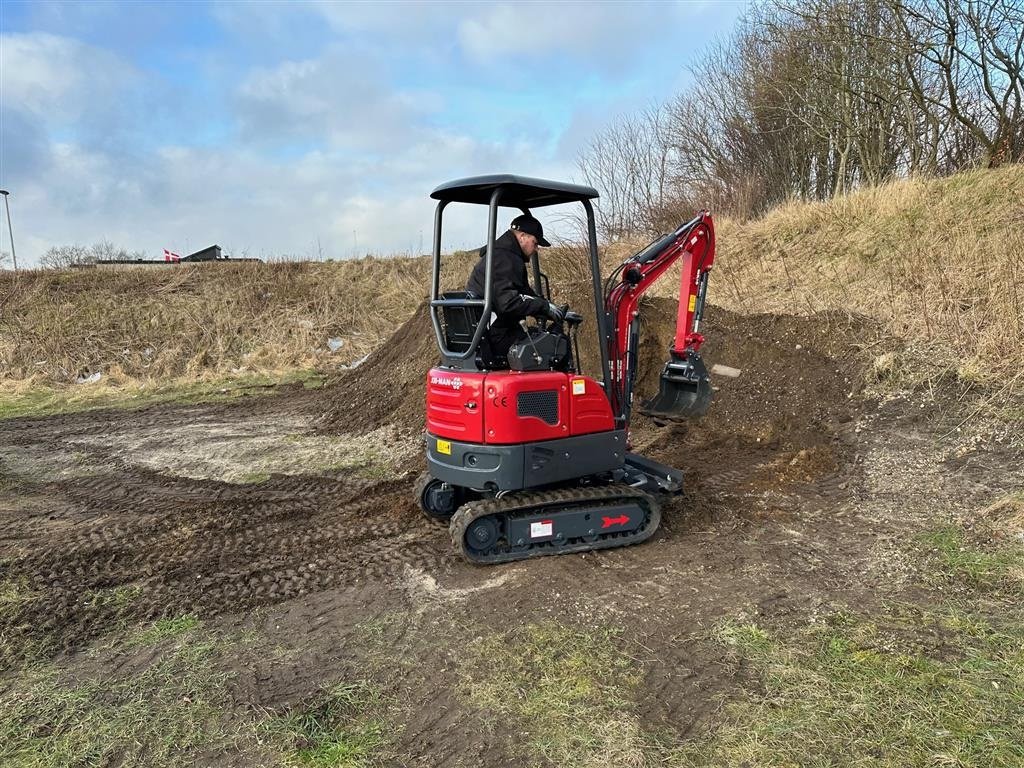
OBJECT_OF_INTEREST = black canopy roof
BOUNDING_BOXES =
[430,174,599,208]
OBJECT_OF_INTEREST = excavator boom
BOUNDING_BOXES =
[603,212,716,424]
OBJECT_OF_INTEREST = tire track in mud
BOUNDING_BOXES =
[0,464,445,660]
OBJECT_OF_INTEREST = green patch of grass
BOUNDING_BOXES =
[0,578,36,604]
[676,527,1024,767]
[463,621,648,767]
[0,577,38,619]
[237,471,272,484]
[86,583,143,610]
[132,614,202,646]
[0,369,324,420]
[0,637,234,768]
[921,525,1024,593]
[674,607,1024,767]
[265,682,388,767]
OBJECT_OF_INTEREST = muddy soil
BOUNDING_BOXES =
[2,302,1021,766]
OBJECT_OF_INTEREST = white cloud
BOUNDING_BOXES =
[6,121,583,266]
[1,2,747,268]
[1,32,140,120]
[455,3,691,70]
[233,46,438,152]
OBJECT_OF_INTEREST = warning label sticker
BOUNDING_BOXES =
[571,378,586,396]
[530,520,554,538]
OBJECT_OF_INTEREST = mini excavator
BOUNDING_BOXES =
[417,175,715,564]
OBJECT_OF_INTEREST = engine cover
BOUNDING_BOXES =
[426,368,615,444]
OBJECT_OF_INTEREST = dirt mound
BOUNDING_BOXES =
[630,300,875,499]
[645,302,871,435]
[319,295,876,450]
[318,302,436,434]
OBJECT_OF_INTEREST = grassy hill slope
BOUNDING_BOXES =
[1,166,1020,397]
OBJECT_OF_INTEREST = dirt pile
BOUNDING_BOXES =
[319,295,877,449]
[667,304,873,440]
[318,302,437,434]
[630,299,876,498]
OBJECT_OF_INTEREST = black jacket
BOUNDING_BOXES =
[465,230,547,331]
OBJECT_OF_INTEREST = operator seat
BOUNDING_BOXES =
[438,291,506,371]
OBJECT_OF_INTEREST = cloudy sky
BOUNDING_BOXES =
[1,1,745,266]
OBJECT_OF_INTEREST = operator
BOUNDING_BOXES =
[465,213,565,363]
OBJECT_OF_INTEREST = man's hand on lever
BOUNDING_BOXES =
[545,302,566,323]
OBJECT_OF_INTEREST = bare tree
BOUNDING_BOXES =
[39,241,148,269]
[576,105,679,240]
[894,0,1024,166]
[40,245,94,269]
[575,0,1023,234]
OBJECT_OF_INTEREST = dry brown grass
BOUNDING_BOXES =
[2,167,1020,392]
[0,258,426,385]
[700,166,1024,379]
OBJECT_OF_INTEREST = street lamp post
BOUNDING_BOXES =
[0,190,16,271]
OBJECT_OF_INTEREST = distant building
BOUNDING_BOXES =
[87,244,262,268]
[180,245,222,262]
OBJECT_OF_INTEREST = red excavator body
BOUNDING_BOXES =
[418,175,715,563]
[426,370,614,445]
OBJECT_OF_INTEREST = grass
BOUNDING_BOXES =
[463,621,648,767]
[921,525,1024,594]
[623,166,1024,408]
[2,168,1021,409]
[673,608,1024,767]
[0,258,426,386]
[0,369,325,420]
[264,682,389,768]
[0,577,38,616]
[1,618,393,768]
[672,524,1024,767]
[131,614,202,646]
[704,166,1024,389]
[85,584,143,610]
[0,636,235,768]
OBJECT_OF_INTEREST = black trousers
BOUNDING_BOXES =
[484,324,528,367]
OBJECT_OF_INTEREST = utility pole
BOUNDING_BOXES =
[0,190,16,271]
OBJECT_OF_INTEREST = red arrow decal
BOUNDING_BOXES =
[602,514,630,528]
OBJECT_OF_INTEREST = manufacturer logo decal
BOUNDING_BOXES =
[430,375,463,390]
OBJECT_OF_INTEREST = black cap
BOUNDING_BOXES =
[510,214,550,247]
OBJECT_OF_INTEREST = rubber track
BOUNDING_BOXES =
[449,484,661,565]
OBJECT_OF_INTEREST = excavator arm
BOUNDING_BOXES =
[603,211,716,426]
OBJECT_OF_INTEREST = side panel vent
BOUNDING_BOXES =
[517,390,559,425]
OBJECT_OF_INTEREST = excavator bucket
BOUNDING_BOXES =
[641,353,713,420]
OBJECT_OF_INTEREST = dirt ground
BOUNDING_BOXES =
[1,301,1021,766]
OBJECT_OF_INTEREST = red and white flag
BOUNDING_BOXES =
[163,249,181,262]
